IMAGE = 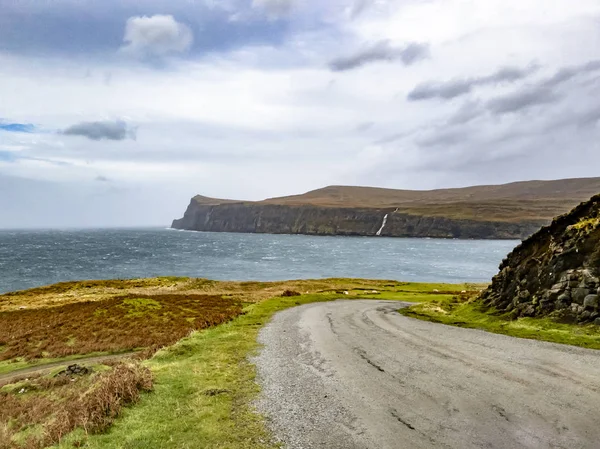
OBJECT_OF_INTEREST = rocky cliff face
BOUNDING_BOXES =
[480,194,600,323]
[172,200,542,239]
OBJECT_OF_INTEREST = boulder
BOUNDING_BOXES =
[571,288,590,305]
[583,295,599,310]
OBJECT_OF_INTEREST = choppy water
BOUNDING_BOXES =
[0,228,519,294]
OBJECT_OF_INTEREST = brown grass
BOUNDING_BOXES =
[0,362,152,449]
[0,278,406,313]
[0,294,242,360]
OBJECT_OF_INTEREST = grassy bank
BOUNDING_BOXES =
[0,278,468,448]
[400,294,600,350]
[55,282,469,449]
[3,277,597,448]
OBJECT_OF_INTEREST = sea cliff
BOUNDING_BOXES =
[172,179,600,240]
[172,201,542,239]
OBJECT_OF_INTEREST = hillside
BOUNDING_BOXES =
[173,177,600,239]
[480,193,600,323]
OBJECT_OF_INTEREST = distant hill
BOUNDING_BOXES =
[174,177,600,240]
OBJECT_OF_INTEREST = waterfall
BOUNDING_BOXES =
[376,214,388,236]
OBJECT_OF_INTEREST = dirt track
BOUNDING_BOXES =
[0,352,136,385]
[254,300,600,449]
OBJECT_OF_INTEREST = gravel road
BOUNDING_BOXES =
[254,300,600,449]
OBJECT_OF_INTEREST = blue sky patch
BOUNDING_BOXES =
[0,123,36,133]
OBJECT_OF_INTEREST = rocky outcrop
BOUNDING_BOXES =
[172,200,543,239]
[480,194,600,323]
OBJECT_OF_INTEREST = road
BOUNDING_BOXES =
[254,300,600,449]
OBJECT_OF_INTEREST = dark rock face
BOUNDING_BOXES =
[480,194,600,323]
[172,201,542,240]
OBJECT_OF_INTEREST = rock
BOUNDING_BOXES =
[571,303,584,314]
[547,289,562,301]
[477,193,600,321]
[518,290,531,302]
[56,364,91,377]
[583,295,599,310]
[571,288,590,305]
[522,304,536,317]
[594,318,600,326]
[558,292,571,304]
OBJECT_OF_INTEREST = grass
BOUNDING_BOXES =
[45,281,460,449]
[1,361,153,449]
[3,277,596,448]
[400,293,600,350]
[53,293,344,449]
[0,295,243,361]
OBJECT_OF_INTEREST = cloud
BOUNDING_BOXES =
[329,41,430,72]
[63,121,136,141]
[486,87,560,115]
[447,101,484,125]
[543,59,600,88]
[252,0,294,17]
[0,122,35,133]
[95,175,110,182]
[408,65,538,101]
[347,0,371,19]
[121,15,193,57]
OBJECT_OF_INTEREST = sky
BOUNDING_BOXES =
[1,0,600,228]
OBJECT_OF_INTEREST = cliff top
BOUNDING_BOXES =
[192,177,600,222]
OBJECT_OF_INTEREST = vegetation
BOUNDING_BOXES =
[0,278,466,448]
[0,294,243,360]
[195,178,600,222]
[400,293,600,349]
[3,276,596,448]
[1,361,152,449]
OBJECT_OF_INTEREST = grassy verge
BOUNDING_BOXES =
[51,283,465,449]
[400,294,600,350]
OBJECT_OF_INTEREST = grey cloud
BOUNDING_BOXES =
[543,59,600,88]
[348,0,371,19]
[63,121,136,141]
[252,0,294,17]
[417,128,470,147]
[120,14,193,57]
[487,86,559,115]
[484,59,600,116]
[447,101,484,125]
[408,65,537,101]
[329,40,429,72]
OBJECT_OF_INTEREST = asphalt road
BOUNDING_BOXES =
[254,300,600,449]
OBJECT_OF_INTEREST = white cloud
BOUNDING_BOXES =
[120,15,193,57]
[2,0,600,227]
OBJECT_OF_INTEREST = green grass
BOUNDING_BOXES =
[400,295,600,350]
[0,351,122,376]
[53,285,459,449]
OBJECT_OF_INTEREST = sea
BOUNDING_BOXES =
[0,228,519,294]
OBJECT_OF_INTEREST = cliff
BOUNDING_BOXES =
[172,202,540,239]
[172,178,600,240]
[480,194,600,323]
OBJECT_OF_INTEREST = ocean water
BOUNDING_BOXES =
[0,228,519,294]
